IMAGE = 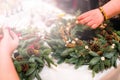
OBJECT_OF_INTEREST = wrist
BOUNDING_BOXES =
[98,7,108,21]
[0,48,12,57]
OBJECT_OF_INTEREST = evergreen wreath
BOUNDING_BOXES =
[12,27,55,80]
[46,17,120,76]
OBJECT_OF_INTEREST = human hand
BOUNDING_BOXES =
[0,27,19,56]
[77,9,104,29]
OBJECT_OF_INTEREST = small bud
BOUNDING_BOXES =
[111,46,115,49]
[112,44,115,47]
[71,40,76,44]
[101,57,105,61]
[85,45,89,49]
[111,44,115,49]
[75,38,79,41]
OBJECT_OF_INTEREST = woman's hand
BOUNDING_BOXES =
[77,9,104,29]
[0,27,19,56]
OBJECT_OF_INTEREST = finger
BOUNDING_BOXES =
[86,21,94,27]
[2,27,10,38]
[9,30,19,42]
[77,14,87,21]
[77,12,90,21]
[91,24,98,29]
[10,31,19,46]
[78,16,92,25]
[77,15,84,21]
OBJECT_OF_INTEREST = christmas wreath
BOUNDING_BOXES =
[12,27,55,80]
[46,17,120,76]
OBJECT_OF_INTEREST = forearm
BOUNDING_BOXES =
[102,0,120,19]
[100,64,120,80]
[0,51,19,80]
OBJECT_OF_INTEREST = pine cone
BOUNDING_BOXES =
[105,35,113,40]
[27,48,34,56]
[22,64,29,72]
[90,44,100,52]
[76,39,83,46]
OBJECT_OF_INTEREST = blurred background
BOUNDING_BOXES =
[55,0,99,14]
[1,0,117,30]
[0,0,100,15]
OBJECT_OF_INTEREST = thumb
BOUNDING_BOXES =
[9,30,19,42]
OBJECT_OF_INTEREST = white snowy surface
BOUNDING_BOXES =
[0,0,119,80]
[38,59,120,80]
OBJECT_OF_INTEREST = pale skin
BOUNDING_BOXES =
[77,0,120,29]
[100,64,120,80]
[0,27,19,80]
